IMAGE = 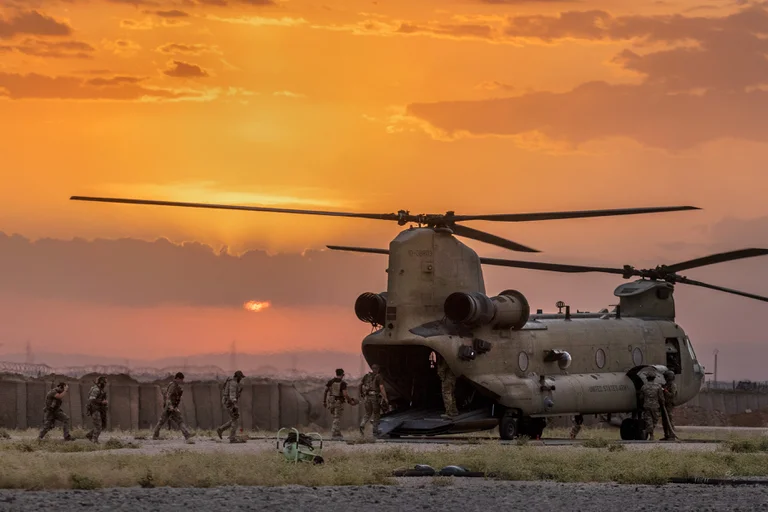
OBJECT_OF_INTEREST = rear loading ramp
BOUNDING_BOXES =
[377,407,497,437]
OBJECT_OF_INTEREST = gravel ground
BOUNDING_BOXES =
[2,479,768,512]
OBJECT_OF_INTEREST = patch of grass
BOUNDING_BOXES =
[608,443,626,452]
[1,444,768,490]
[0,438,138,453]
[582,438,610,448]
[515,435,530,446]
[0,429,10,440]
[727,438,768,453]
[70,473,100,490]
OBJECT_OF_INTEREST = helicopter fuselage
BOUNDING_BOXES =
[356,227,705,438]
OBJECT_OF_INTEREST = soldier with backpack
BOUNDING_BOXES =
[359,364,388,437]
[216,370,246,443]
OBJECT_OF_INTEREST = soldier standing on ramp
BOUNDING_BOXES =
[153,372,195,443]
[359,364,389,436]
[323,368,356,440]
[661,371,679,441]
[639,372,664,440]
[85,376,108,443]
[216,370,246,443]
[38,382,74,441]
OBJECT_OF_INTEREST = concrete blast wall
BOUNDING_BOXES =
[4,377,759,432]
[0,376,363,432]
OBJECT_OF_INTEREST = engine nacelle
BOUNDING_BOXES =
[355,292,388,326]
[444,289,530,330]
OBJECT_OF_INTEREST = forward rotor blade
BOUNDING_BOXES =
[326,245,638,277]
[326,246,389,255]
[451,224,539,253]
[451,205,700,223]
[478,257,632,276]
[70,196,401,221]
[666,248,768,273]
[676,277,768,303]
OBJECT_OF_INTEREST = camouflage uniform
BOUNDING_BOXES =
[217,372,244,442]
[359,370,385,435]
[436,357,459,417]
[38,385,72,440]
[662,371,678,440]
[639,377,664,440]
[86,378,108,443]
[153,379,193,440]
[324,376,347,438]
[569,415,583,439]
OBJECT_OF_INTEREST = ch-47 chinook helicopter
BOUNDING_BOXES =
[69,196,768,440]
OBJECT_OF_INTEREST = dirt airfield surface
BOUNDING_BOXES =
[2,479,768,512]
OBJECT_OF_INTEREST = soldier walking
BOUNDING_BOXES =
[435,353,459,418]
[153,372,195,442]
[38,382,73,441]
[359,364,389,436]
[85,376,108,443]
[569,414,583,439]
[639,373,664,440]
[661,371,679,441]
[216,370,246,443]
[323,368,356,440]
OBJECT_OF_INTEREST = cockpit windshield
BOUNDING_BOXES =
[684,335,698,362]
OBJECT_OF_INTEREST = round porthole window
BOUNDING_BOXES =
[595,349,606,369]
[518,352,529,372]
[632,347,643,366]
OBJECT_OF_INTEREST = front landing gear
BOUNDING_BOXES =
[620,418,649,440]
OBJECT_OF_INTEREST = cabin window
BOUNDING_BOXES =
[518,352,529,372]
[632,347,643,366]
[595,349,606,369]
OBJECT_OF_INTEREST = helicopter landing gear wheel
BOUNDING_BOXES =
[499,413,519,440]
[620,418,648,440]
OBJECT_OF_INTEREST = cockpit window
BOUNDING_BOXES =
[684,336,698,362]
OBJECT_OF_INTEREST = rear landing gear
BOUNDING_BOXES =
[620,418,649,440]
[499,414,518,440]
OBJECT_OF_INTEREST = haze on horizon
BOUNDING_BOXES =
[1,0,768,381]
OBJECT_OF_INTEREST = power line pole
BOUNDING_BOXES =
[713,349,719,382]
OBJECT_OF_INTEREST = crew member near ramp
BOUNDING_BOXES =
[639,373,664,440]
[436,353,459,418]
[86,376,108,443]
[217,370,246,443]
[153,372,195,442]
[39,382,73,441]
[662,371,679,441]
[323,368,357,440]
[359,364,388,436]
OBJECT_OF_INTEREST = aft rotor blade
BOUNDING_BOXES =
[451,205,700,223]
[326,246,389,255]
[451,224,539,253]
[676,277,768,303]
[478,257,632,276]
[666,248,768,273]
[70,196,402,222]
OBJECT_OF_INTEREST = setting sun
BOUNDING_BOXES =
[243,300,271,313]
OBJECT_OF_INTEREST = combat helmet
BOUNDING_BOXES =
[97,376,107,385]
[234,370,244,379]
[664,370,675,380]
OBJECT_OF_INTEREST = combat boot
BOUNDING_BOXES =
[359,425,364,435]
[216,427,224,440]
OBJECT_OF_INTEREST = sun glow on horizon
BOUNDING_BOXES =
[243,300,271,312]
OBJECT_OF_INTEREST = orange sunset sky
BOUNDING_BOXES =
[1,0,768,378]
